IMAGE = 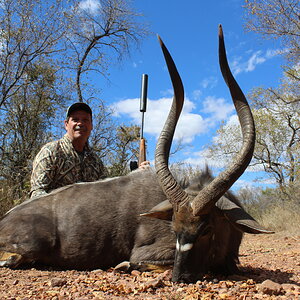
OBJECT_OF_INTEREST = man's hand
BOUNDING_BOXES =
[139,161,150,169]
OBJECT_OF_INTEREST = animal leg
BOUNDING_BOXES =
[123,218,175,272]
[125,242,174,273]
[0,251,26,268]
[114,260,172,273]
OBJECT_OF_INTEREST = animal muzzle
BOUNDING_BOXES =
[172,237,196,283]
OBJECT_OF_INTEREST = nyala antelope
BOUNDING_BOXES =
[0,25,272,283]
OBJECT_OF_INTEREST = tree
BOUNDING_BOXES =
[0,0,148,105]
[244,0,300,64]
[105,125,140,176]
[243,0,300,186]
[205,0,300,190]
[0,0,68,107]
[0,60,64,209]
[88,99,118,159]
[206,69,300,189]
[63,0,149,102]
[249,71,300,186]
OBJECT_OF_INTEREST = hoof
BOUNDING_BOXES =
[0,251,24,268]
[114,261,131,272]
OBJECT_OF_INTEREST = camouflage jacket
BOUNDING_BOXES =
[30,134,107,198]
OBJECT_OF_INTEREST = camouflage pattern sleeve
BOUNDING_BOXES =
[30,142,58,198]
[90,152,108,180]
[100,159,108,178]
[30,136,108,198]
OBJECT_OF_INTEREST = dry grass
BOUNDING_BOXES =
[257,201,300,236]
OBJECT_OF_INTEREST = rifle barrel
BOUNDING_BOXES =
[140,74,148,112]
[140,74,148,139]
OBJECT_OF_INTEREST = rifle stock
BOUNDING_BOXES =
[138,138,146,166]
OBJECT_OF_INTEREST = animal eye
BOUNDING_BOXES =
[197,217,210,236]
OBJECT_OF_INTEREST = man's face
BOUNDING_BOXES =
[64,110,93,143]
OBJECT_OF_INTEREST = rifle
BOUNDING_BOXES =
[138,74,148,166]
[129,74,148,171]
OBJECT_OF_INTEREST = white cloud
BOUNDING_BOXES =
[183,148,225,168]
[245,51,266,72]
[234,179,255,189]
[265,49,280,59]
[231,48,280,75]
[235,175,276,189]
[201,76,218,89]
[191,89,202,100]
[132,60,143,68]
[78,0,101,14]
[220,113,239,128]
[111,92,238,145]
[160,89,173,97]
[111,97,206,143]
[202,96,234,123]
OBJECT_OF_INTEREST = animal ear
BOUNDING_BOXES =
[216,197,274,234]
[140,200,173,221]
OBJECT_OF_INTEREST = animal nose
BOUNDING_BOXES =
[172,272,195,283]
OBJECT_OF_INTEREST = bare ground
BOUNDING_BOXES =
[0,233,299,299]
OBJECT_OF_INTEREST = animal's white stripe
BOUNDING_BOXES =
[0,261,7,267]
[176,240,193,252]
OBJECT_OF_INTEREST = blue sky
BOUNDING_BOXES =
[91,0,285,189]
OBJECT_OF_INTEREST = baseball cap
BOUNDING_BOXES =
[66,102,92,118]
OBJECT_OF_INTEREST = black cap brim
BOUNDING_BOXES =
[66,102,92,118]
